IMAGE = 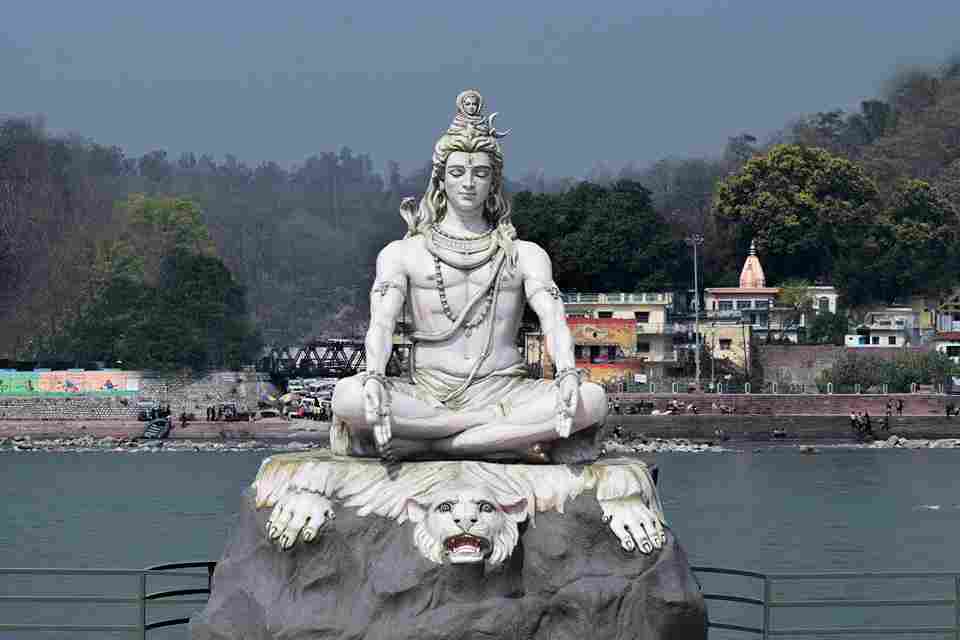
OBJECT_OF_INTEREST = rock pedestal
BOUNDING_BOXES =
[191,453,707,639]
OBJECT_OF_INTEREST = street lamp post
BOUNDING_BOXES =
[686,234,704,392]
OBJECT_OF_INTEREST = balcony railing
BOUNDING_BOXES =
[636,323,685,335]
[562,291,671,305]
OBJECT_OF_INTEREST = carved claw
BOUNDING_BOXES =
[266,490,335,551]
[600,498,666,555]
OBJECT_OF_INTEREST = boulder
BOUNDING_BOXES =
[191,456,706,640]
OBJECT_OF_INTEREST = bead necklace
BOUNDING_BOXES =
[433,255,494,337]
[429,223,493,255]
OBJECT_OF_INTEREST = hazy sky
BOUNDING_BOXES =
[3,1,959,179]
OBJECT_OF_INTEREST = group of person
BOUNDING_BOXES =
[849,410,882,438]
[663,398,697,414]
[286,397,331,421]
[711,402,736,414]
[205,405,236,421]
[887,398,904,417]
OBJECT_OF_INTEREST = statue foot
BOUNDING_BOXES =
[475,443,552,464]
[524,442,552,464]
[550,424,606,465]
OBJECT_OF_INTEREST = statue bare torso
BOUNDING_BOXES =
[401,235,525,377]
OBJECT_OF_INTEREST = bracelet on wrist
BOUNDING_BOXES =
[360,372,389,387]
[553,367,582,387]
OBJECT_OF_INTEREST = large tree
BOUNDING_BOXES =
[51,196,262,370]
[513,180,683,292]
[713,144,879,284]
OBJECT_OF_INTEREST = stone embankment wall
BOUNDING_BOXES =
[611,393,950,416]
[612,415,960,441]
[0,371,275,421]
[754,344,932,387]
[0,418,320,441]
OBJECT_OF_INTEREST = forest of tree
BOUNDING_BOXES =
[2,52,960,366]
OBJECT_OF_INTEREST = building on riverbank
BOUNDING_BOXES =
[552,291,681,383]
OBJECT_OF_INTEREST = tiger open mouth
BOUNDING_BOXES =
[444,534,489,563]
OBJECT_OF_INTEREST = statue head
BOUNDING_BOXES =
[405,481,527,569]
[400,90,515,239]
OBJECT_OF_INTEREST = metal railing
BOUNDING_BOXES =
[693,566,960,638]
[0,561,215,637]
[608,380,949,395]
[2,562,959,637]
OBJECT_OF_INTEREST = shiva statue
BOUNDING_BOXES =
[331,89,607,462]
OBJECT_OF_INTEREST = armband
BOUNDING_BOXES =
[371,278,406,298]
[525,279,562,302]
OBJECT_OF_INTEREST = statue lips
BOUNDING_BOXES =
[444,533,489,563]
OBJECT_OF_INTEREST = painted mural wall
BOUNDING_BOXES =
[566,317,647,384]
[0,370,141,395]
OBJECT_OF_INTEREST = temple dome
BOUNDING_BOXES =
[739,240,766,289]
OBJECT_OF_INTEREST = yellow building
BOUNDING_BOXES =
[700,322,752,373]
[553,291,678,383]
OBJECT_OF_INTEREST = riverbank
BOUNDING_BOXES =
[612,414,960,440]
[3,415,960,443]
[0,418,328,441]
[0,434,324,453]
[4,431,960,454]
[609,392,950,416]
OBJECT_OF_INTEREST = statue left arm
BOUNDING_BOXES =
[520,242,578,437]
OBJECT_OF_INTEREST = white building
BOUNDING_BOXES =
[845,307,920,347]
[703,241,839,344]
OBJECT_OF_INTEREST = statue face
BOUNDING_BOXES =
[462,94,480,116]
[443,151,493,217]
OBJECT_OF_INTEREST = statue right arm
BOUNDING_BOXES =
[365,241,408,375]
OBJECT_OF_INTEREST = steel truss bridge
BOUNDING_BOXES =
[260,339,411,381]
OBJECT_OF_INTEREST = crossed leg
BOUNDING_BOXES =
[331,375,607,460]
[431,381,607,456]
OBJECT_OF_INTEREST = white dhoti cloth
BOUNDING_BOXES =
[386,365,558,416]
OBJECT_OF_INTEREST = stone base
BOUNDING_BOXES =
[191,454,707,639]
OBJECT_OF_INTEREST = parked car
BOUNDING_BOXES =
[287,380,305,393]
[253,408,282,420]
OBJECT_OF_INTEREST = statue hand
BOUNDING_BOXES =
[363,379,393,457]
[600,497,666,555]
[266,489,335,551]
[400,197,417,215]
[555,375,579,439]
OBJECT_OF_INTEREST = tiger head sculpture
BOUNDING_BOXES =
[405,482,528,569]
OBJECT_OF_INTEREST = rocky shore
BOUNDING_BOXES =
[4,431,960,455]
[0,434,324,453]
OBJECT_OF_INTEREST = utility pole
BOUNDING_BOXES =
[710,324,716,390]
[686,234,704,392]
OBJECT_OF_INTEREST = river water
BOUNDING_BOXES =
[2,445,959,637]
